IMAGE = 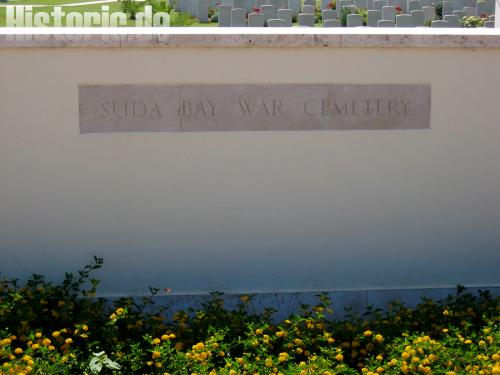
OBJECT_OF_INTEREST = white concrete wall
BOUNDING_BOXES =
[1,43,500,296]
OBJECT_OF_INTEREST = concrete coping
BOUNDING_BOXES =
[1,27,500,48]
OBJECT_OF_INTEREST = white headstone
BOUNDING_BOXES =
[367,9,382,24]
[267,17,290,24]
[248,11,266,24]
[231,7,247,25]
[411,9,424,24]
[422,5,436,20]
[277,8,293,23]
[378,18,395,24]
[298,12,316,25]
[431,19,449,26]
[218,4,233,26]
[322,9,338,18]
[324,18,342,24]
[261,4,276,18]
[463,6,476,15]
[496,0,499,27]
[382,5,396,19]
[396,13,413,25]
[373,0,386,10]
[347,13,364,25]
[355,0,369,7]
[302,4,316,12]
[443,13,461,26]
[408,0,422,11]
[442,0,454,15]
[197,0,210,22]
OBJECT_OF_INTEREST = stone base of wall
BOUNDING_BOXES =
[111,286,500,321]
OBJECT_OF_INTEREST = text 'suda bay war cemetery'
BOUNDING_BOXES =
[1,1,500,374]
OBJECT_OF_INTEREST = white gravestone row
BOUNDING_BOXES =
[209,0,496,26]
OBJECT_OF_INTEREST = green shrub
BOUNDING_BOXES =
[119,0,141,20]
[340,6,356,26]
[1,259,499,374]
[433,2,442,19]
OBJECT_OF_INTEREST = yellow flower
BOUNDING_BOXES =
[192,342,205,351]
[31,344,40,350]
[82,325,88,331]
[48,345,55,351]
[152,351,161,359]
[375,334,384,343]
[376,355,384,361]
[276,331,287,338]
[42,338,51,346]
[265,357,273,368]
[335,353,343,362]
[14,348,23,355]
[153,338,161,345]
[464,339,472,345]
[364,330,373,337]
[52,331,61,338]
[65,338,73,345]
[35,332,42,339]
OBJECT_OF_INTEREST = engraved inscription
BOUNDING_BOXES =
[79,84,431,133]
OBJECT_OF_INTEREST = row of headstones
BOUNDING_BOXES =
[334,0,495,15]
[178,0,494,16]
[340,8,495,26]
[175,0,496,23]
[217,4,496,26]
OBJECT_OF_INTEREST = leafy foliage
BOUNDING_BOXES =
[1,259,499,374]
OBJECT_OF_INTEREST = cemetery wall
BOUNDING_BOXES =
[1,31,500,307]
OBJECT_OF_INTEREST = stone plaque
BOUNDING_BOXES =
[79,84,431,133]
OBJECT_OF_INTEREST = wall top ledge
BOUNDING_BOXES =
[1,28,500,48]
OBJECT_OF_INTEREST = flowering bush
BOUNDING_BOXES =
[326,0,336,9]
[1,259,499,374]
[461,15,489,27]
